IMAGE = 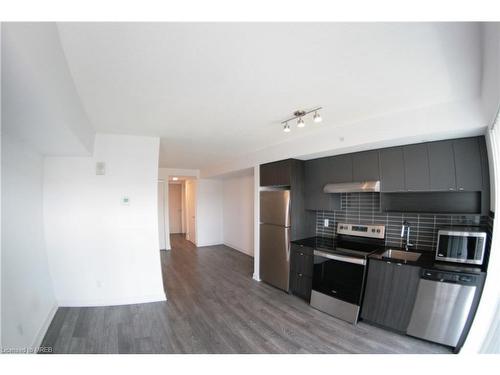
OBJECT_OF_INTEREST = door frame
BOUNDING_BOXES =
[157,179,168,251]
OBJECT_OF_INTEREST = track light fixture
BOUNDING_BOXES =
[281,107,323,133]
[313,111,322,123]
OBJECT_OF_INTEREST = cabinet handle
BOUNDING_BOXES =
[298,273,302,277]
[459,187,464,191]
[449,188,455,191]
[300,252,304,256]
[396,263,402,266]
[386,261,391,264]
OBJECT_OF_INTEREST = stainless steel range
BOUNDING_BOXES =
[310,223,385,324]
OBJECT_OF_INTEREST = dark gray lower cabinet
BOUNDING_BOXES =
[361,259,420,332]
[290,244,313,301]
[290,272,312,301]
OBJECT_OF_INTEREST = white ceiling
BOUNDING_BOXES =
[56,22,483,170]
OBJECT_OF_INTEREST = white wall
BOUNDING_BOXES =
[196,179,223,247]
[43,134,165,306]
[222,173,254,256]
[1,134,58,350]
[2,23,94,156]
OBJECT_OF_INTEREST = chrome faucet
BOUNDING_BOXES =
[401,220,414,251]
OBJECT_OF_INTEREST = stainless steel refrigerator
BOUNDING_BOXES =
[259,189,291,292]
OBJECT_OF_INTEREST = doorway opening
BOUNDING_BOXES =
[158,175,197,251]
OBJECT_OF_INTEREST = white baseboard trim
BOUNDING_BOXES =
[224,242,254,257]
[197,241,223,247]
[58,293,167,307]
[31,303,58,349]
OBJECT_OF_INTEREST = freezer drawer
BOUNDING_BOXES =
[407,278,476,347]
[259,224,290,292]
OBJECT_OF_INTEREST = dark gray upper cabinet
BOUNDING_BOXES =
[327,154,353,183]
[304,158,339,211]
[403,144,430,191]
[260,159,292,186]
[352,150,380,182]
[379,147,405,192]
[361,259,420,332]
[428,140,457,191]
[453,138,483,191]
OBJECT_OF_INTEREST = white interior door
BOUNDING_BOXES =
[157,181,167,250]
[168,183,183,234]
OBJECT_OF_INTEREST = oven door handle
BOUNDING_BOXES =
[314,250,366,266]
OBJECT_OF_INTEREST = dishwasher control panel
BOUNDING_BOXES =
[421,269,479,285]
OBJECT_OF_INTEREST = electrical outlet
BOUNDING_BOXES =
[324,219,329,227]
[121,196,130,206]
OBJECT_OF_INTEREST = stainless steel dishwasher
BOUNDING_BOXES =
[406,269,481,348]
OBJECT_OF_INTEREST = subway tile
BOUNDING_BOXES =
[314,192,490,251]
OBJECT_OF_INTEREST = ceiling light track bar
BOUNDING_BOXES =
[281,107,323,124]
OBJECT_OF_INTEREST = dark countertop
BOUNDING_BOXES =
[292,236,337,251]
[292,236,484,274]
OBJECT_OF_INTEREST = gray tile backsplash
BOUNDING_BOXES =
[315,192,489,252]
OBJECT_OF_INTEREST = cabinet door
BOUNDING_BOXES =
[379,147,405,192]
[428,140,457,191]
[290,271,312,301]
[403,144,430,191]
[384,263,420,332]
[260,159,291,187]
[304,158,336,211]
[361,260,394,324]
[352,151,380,182]
[290,246,313,277]
[327,154,353,183]
[361,260,420,332]
[453,138,483,191]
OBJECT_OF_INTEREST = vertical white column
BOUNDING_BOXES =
[462,127,500,353]
[253,165,261,281]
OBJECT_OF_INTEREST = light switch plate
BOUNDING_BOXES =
[122,196,130,206]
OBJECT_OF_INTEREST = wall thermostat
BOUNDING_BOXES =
[96,162,106,175]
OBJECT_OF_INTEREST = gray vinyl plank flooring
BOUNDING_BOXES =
[41,234,451,354]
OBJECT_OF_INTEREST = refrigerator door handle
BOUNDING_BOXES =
[285,228,290,262]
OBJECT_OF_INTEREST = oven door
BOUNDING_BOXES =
[312,250,366,305]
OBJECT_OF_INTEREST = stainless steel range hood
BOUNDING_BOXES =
[323,181,380,193]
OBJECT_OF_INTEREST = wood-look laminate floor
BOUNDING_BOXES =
[41,234,451,354]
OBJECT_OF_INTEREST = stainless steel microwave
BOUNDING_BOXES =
[436,229,487,265]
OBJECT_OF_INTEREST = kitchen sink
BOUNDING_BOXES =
[381,249,422,262]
